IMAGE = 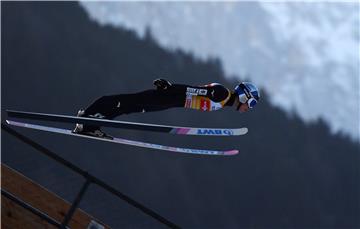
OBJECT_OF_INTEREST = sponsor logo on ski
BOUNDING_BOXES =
[197,129,234,135]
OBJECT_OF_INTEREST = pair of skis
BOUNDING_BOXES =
[6,110,248,156]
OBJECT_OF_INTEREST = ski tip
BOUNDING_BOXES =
[224,150,239,156]
[242,128,249,135]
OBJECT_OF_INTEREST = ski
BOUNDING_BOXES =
[6,120,239,156]
[7,110,248,136]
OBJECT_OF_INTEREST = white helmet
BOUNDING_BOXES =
[234,82,260,109]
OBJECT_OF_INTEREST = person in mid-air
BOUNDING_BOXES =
[73,79,260,138]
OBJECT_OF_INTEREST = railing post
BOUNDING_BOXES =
[60,177,92,229]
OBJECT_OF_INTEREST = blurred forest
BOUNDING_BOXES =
[2,2,359,228]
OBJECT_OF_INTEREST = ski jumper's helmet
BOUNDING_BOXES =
[234,82,260,109]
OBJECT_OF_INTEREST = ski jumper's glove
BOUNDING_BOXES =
[153,78,172,90]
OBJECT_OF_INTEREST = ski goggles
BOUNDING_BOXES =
[247,97,258,109]
[236,96,258,110]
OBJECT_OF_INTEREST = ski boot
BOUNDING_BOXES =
[72,109,113,140]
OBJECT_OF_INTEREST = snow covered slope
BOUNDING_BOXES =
[80,2,359,141]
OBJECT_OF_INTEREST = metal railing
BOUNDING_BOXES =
[1,123,181,229]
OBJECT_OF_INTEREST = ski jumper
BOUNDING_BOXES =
[81,83,236,121]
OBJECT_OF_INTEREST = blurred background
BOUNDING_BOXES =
[81,1,360,141]
[2,1,359,228]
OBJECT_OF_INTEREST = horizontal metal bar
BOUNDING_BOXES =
[1,189,64,228]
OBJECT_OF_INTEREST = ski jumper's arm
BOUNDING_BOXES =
[153,79,232,111]
[182,83,232,111]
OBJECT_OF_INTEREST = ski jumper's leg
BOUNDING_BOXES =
[82,84,188,120]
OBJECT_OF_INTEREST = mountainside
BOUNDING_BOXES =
[81,1,360,141]
[2,2,359,228]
